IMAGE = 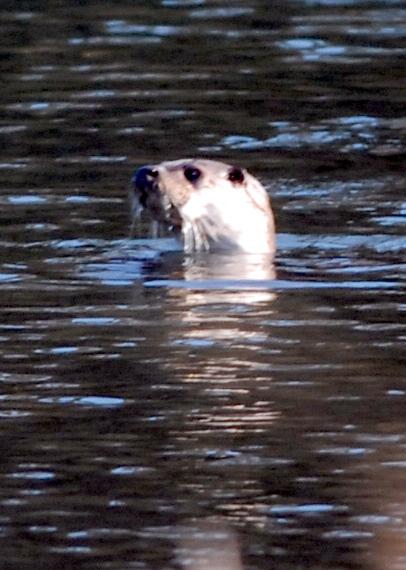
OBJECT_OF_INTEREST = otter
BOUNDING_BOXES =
[131,159,275,255]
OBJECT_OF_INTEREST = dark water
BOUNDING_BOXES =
[0,1,405,568]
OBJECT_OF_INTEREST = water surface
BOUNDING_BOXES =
[0,1,405,568]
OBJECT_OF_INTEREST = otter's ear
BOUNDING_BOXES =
[228,167,245,184]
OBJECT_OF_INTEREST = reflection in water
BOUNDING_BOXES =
[182,254,276,282]
[177,519,243,570]
[369,468,406,570]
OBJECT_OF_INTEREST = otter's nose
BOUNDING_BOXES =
[132,166,159,191]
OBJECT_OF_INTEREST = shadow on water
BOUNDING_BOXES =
[0,0,405,568]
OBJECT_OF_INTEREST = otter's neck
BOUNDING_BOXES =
[180,191,275,254]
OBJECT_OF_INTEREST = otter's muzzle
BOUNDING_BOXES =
[132,166,159,208]
[131,165,182,229]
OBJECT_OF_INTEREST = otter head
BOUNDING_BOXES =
[131,158,275,255]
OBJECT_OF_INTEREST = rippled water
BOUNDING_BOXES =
[0,1,405,569]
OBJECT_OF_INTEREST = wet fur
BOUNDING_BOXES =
[131,159,275,255]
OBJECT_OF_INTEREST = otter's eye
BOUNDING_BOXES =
[228,167,245,184]
[184,166,201,183]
